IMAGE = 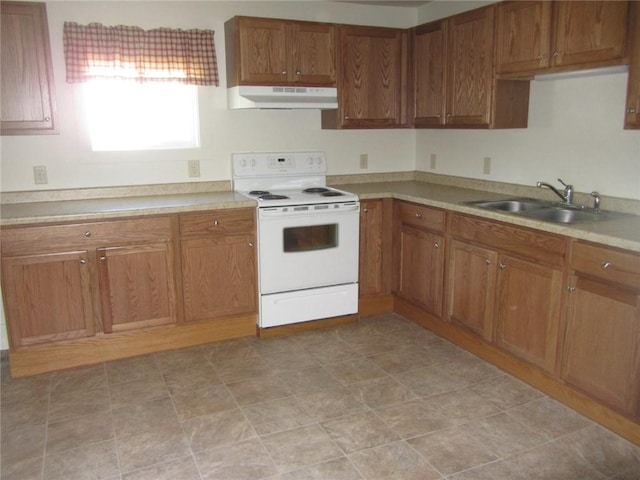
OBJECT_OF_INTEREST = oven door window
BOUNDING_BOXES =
[284,224,338,252]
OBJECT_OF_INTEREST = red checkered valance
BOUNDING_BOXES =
[63,22,219,86]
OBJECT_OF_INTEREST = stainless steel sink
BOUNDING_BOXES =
[463,198,632,224]
[464,199,547,212]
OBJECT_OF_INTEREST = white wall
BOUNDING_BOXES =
[0,1,418,193]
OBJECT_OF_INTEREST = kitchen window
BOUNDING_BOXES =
[83,80,199,151]
[63,21,218,151]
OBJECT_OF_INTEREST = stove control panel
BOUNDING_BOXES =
[233,152,326,177]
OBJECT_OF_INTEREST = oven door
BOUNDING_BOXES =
[258,202,360,295]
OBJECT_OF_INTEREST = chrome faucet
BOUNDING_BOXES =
[536,178,574,204]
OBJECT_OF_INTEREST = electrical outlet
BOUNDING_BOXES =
[188,160,201,178]
[359,153,368,169]
[33,165,48,184]
[430,153,437,170]
[483,157,491,175]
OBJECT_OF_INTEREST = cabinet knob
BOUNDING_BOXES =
[434,242,440,249]
[601,261,612,269]
[84,231,91,237]
[344,115,349,120]
[281,70,287,75]
[567,286,576,293]
[100,256,107,261]
[485,258,491,265]
[213,220,219,226]
[296,70,301,75]
[80,259,87,265]
[498,263,507,270]
[362,208,368,213]
[248,242,254,247]
[415,213,422,218]
[553,50,561,57]
[537,54,546,60]
[446,113,452,117]
[436,114,441,118]
[628,107,637,114]
[44,116,51,122]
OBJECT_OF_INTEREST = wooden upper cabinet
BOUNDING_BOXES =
[1,1,57,135]
[552,1,629,69]
[413,21,447,127]
[413,5,530,129]
[625,2,640,129]
[225,16,335,87]
[495,1,552,74]
[322,25,408,129]
[496,1,629,75]
[446,6,496,127]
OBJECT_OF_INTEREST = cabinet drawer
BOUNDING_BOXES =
[397,202,445,232]
[179,208,255,237]
[1,217,172,256]
[449,213,567,267]
[571,242,640,290]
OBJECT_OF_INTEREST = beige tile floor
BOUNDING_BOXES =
[1,313,639,480]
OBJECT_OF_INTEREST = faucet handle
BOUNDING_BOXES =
[591,191,601,213]
[557,178,570,188]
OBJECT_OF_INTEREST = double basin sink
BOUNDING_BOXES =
[464,198,630,224]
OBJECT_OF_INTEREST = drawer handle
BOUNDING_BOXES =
[415,213,422,219]
[601,261,612,269]
[84,231,91,237]
[499,263,507,270]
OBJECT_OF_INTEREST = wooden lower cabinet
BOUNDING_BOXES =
[561,242,640,419]
[1,250,94,347]
[180,235,256,322]
[446,213,567,373]
[179,208,257,323]
[359,198,392,298]
[493,254,563,373]
[98,242,176,333]
[446,240,497,341]
[395,202,445,317]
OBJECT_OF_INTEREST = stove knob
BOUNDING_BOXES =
[240,158,247,168]
[307,157,314,165]
[250,158,256,167]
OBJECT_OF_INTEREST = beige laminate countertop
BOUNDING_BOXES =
[334,181,640,253]
[2,181,639,253]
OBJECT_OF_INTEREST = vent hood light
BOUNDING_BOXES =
[227,85,338,109]
[534,65,628,81]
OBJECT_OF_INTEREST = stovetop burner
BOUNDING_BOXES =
[321,191,344,197]
[249,190,271,196]
[259,194,290,200]
[303,187,330,194]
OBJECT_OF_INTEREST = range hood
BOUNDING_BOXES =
[228,85,338,110]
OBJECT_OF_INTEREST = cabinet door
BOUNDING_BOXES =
[98,242,176,333]
[1,1,56,135]
[413,21,447,127]
[237,17,288,84]
[495,1,552,74]
[2,251,93,347]
[339,26,407,128]
[446,5,495,127]
[551,1,628,68]
[181,235,256,322]
[562,275,640,419]
[290,22,335,86]
[494,255,563,372]
[446,240,497,341]
[359,199,385,296]
[625,2,640,129]
[397,225,444,317]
